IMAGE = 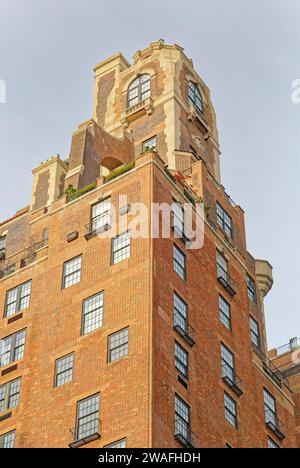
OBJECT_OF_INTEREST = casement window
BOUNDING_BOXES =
[0,236,6,259]
[224,392,237,428]
[250,317,261,348]
[142,136,157,152]
[128,74,151,107]
[264,390,277,427]
[172,200,184,235]
[108,328,129,363]
[247,275,257,303]
[0,378,21,413]
[4,281,32,317]
[112,231,131,265]
[105,439,127,448]
[175,394,191,442]
[174,292,188,335]
[82,292,104,335]
[91,198,111,233]
[216,202,233,238]
[175,341,188,378]
[54,353,74,387]
[0,430,15,448]
[219,295,231,330]
[221,344,235,382]
[0,329,26,367]
[62,255,82,289]
[188,81,203,114]
[268,437,279,448]
[173,244,186,280]
[76,394,100,441]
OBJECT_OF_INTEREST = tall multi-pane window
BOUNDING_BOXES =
[264,389,277,427]
[188,81,203,114]
[0,329,26,367]
[175,394,191,442]
[216,203,233,238]
[268,437,279,448]
[250,317,261,348]
[54,353,74,387]
[105,439,127,448]
[112,231,131,265]
[108,328,129,363]
[221,344,235,382]
[224,393,237,428]
[216,251,228,282]
[76,394,100,440]
[128,74,151,107]
[142,136,156,152]
[247,275,256,303]
[91,198,111,233]
[62,255,82,289]
[219,295,231,330]
[0,236,6,259]
[172,201,184,236]
[0,431,15,448]
[175,341,188,378]
[4,281,32,318]
[82,292,104,335]
[173,244,186,280]
[0,378,21,412]
[174,292,188,335]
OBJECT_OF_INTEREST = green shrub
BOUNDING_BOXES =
[104,161,135,183]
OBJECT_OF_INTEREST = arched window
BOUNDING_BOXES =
[128,74,151,107]
[188,81,203,114]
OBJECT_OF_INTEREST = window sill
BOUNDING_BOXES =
[121,97,153,127]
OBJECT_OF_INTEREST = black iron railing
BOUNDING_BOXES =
[69,418,101,449]
[173,313,195,347]
[217,265,236,296]
[265,410,285,440]
[0,238,48,278]
[175,418,198,448]
[252,345,290,390]
[222,365,243,396]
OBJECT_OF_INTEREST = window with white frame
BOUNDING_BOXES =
[108,328,129,363]
[247,275,256,303]
[62,255,82,289]
[76,394,100,440]
[128,74,151,107]
[82,292,104,335]
[0,378,21,413]
[173,244,186,280]
[112,231,131,265]
[54,353,74,387]
[91,198,111,233]
[175,394,191,442]
[142,136,156,152]
[250,317,260,348]
[188,81,203,114]
[219,295,231,330]
[0,329,26,367]
[4,281,32,317]
[224,392,237,428]
[175,341,188,378]
[0,430,15,448]
[105,439,127,448]
[216,202,233,238]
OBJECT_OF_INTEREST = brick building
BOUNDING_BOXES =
[0,40,298,448]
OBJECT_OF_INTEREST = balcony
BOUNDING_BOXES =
[173,314,195,347]
[222,365,243,397]
[0,237,48,279]
[174,419,198,448]
[85,215,112,240]
[217,265,236,296]
[69,419,101,449]
[121,97,153,127]
[265,412,285,441]
[252,345,289,390]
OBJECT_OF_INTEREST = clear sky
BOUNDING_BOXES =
[0,0,299,349]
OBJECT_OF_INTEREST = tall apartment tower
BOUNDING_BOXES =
[0,41,297,448]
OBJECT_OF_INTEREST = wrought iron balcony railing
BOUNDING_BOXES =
[85,215,112,240]
[174,418,198,448]
[217,265,236,296]
[173,314,195,347]
[265,410,285,441]
[0,238,48,279]
[221,365,243,397]
[69,418,101,449]
[252,344,290,390]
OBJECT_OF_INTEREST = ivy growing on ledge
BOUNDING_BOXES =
[104,161,135,183]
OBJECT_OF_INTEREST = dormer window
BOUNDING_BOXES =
[188,81,203,114]
[128,74,151,107]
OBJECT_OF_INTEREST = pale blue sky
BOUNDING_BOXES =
[0,0,299,348]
